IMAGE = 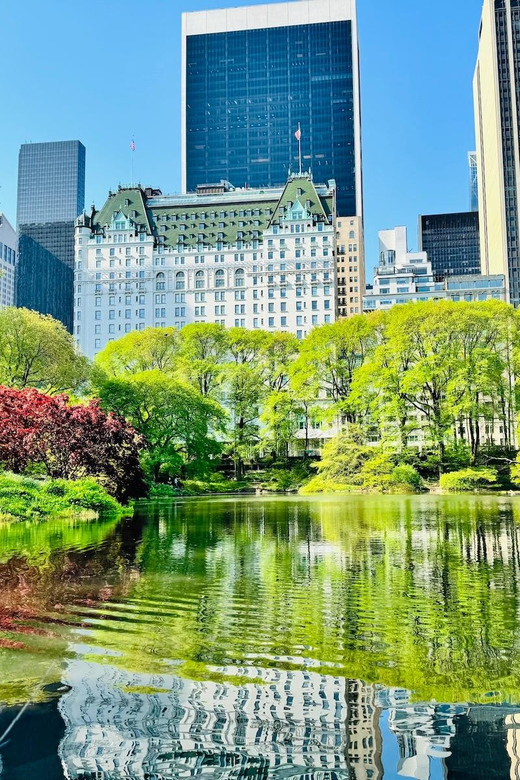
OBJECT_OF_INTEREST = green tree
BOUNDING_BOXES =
[97,370,226,480]
[262,332,300,391]
[260,390,302,460]
[95,327,180,376]
[0,307,89,392]
[224,329,270,478]
[178,323,228,397]
[291,314,382,422]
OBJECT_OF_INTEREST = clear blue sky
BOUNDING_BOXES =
[0,0,483,273]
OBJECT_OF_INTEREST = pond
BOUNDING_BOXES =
[0,494,519,778]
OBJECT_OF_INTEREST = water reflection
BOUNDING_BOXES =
[0,495,519,778]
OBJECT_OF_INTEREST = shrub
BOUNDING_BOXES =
[0,473,125,520]
[299,476,356,495]
[0,386,146,502]
[510,455,520,488]
[390,465,423,491]
[315,427,371,483]
[439,467,499,492]
[359,451,396,489]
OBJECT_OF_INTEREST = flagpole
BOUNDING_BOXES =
[298,122,302,175]
[130,137,135,187]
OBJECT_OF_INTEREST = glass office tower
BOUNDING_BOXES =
[419,212,480,282]
[16,141,85,331]
[17,141,85,225]
[182,0,362,218]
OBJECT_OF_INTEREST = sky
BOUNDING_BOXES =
[0,0,483,274]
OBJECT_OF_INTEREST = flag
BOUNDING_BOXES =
[294,127,301,141]
[130,139,135,152]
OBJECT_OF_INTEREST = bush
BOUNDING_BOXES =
[299,476,356,495]
[0,473,125,521]
[439,467,499,492]
[390,465,423,491]
[359,451,396,489]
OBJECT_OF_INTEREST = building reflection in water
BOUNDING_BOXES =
[44,660,517,779]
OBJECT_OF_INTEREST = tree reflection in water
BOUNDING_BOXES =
[0,495,519,778]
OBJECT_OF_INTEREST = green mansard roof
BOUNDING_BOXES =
[88,175,335,249]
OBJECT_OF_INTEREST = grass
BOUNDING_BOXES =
[0,472,126,521]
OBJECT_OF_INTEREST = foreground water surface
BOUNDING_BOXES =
[0,495,520,778]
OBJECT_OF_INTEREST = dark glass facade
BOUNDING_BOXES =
[18,220,75,269]
[15,233,73,332]
[17,141,85,225]
[16,140,85,331]
[185,21,357,216]
[419,212,480,282]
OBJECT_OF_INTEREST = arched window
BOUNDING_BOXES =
[235,268,245,287]
[215,269,225,288]
[175,271,185,290]
[195,270,205,289]
[156,271,165,291]
[349,230,355,239]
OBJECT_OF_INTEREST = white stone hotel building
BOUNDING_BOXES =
[74,174,337,358]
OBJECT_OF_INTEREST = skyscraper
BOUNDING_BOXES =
[15,141,85,331]
[474,0,520,305]
[419,211,480,281]
[181,0,362,218]
[17,141,85,225]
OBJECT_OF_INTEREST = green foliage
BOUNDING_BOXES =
[97,370,226,480]
[439,467,499,492]
[358,451,397,489]
[299,476,356,495]
[510,454,520,487]
[0,473,124,521]
[315,426,371,483]
[256,464,314,492]
[0,307,89,392]
[302,427,423,493]
[95,327,180,376]
[149,479,250,496]
[390,465,423,490]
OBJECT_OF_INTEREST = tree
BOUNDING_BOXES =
[291,314,382,422]
[178,323,228,397]
[0,308,89,392]
[260,390,302,461]
[95,327,180,376]
[0,386,146,501]
[262,332,300,391]
[97,370,226,480]
[223,329,271,478]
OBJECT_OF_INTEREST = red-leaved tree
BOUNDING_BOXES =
[0,387,146,501]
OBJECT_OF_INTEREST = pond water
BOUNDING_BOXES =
[0,494,519,778]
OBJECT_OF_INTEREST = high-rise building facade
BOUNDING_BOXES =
[468,151,478,212]
[74,175,337,358]
[418,211,480,281]
[15,141,85,331]
[474,0,520,305]
[336,215,365,317]
[181,0,362,219]
[0,214,18,308]
[17,141,85,225]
